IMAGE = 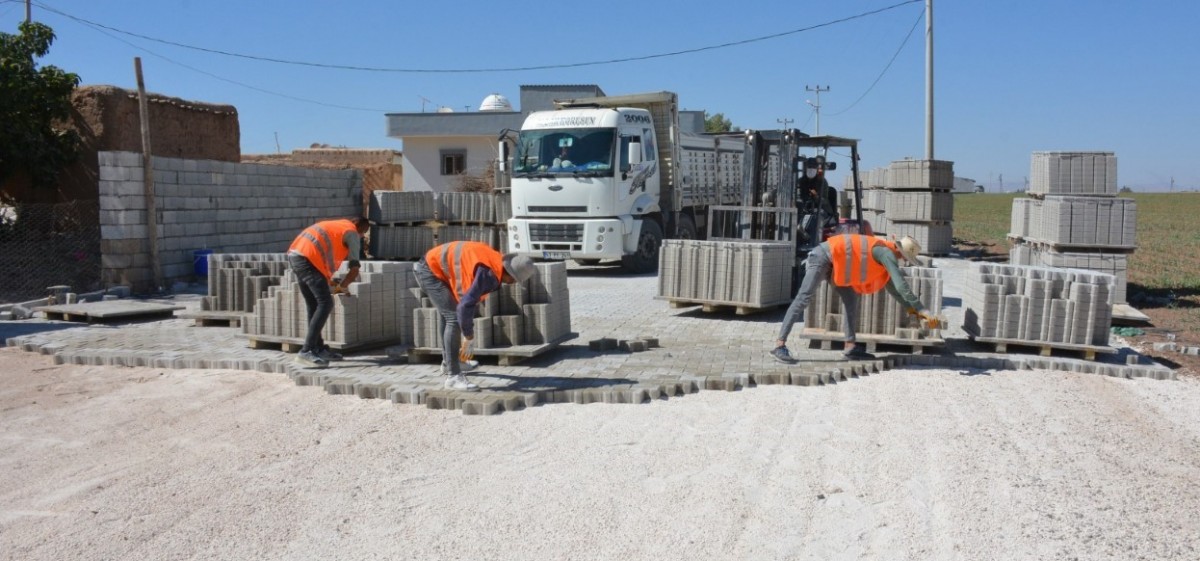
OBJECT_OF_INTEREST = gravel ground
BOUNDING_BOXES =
[2,346,1198,561]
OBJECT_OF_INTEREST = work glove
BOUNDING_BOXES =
[332,284,346,295]
[907,308,941,330]
[460,336,476,362]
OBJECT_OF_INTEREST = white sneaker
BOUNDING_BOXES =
[444,374,480,392]
[440,360,480,375]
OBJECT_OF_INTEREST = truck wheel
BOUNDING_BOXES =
[676,214,697,240]
[621,220,663,274]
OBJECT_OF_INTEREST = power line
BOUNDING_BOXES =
[32,0,922,74]
[827,8,925,117]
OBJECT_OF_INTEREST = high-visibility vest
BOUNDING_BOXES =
[827,234,900,295]
[288,219,358,281]
[423,241,505,302]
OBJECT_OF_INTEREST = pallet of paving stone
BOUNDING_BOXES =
[406,332,577,367]
[37,301,184,323]
[177,310,247,327]
[659,297,788,316]
[242,332,401,354]
[800,328,944,355]
[963,330,1115,361]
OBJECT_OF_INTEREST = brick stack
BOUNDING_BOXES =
[804,266,943,338]
[200,253,290,313]
[881,159,954,254]
[242,261,420,348]
[413,261,571,350]
[963,263,1113,347]
[1008,151,1135,303]
[844,167,888,231]
[657,239,793,307]
[370,191,514,258]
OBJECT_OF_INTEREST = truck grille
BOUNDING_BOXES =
[529,223,584,243]
[529,206,587,213]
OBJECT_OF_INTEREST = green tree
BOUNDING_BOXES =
[704,112,737,133]
[0,22,80,194]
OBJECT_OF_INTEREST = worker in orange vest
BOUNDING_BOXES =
[771,233,935,362]
[414,241,536,391]
[286,216,371,368]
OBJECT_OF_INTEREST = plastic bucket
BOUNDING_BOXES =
[193,249,214,277]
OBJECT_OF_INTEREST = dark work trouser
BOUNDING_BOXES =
[413,259,463,375]
[777,244,860,343]
[287,252,333,353]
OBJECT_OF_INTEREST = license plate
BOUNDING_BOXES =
[542,251,571,260]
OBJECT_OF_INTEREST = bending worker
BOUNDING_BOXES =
[771,233,935,362]
[287,216,371,368]
[414,241,536,391]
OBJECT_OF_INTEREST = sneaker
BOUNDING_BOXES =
[770,345,798,364]
[843,347,876,360]
[444,374,480,392]
[317,347,343,361]
[295,350,329,369]
[441,360,480,375]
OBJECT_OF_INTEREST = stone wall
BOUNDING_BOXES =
[99,151,361,292]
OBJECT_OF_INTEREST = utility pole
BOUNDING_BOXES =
[26,0,32,22]
[805,85,829,135]
[134,57,163,291]
[1170,176,1175,192]
[925,0,934,159]
[274,132,281,154]
[776,117,793,130]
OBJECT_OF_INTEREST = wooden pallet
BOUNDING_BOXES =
[660,297,789,316]
[1007,234,1137,253]
[36,301,183,323]
[407,332,577,366]
[242,333,401,354]
[965,332,1115,361]
[177,310,247,327]
[799,327,944,355]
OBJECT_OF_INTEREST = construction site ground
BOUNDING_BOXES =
[2,258,1198,560]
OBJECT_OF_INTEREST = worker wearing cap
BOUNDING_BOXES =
[771,234,932,362]
[287,216,371,369]
[414,241,536,391]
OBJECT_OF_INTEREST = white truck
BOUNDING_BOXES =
[504,91,744,273]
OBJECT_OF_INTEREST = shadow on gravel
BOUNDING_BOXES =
[0,321,88,341]
[469,373,639,392]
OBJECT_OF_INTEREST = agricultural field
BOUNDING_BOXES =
[952,192,1200,374]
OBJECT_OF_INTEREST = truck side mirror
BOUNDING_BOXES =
[628,142,643,166]
[825,161,837,171]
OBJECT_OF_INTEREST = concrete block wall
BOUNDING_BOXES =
[963,263,1113,346]
[368,191,435,224]
[1009,196,1136,247]
[804,266,943,338]
[1029,151,1117,197]
[412,261,571,350]
[242,261,418,348]
[1011,245,1129,303]
[658,239,793,307]
[98,151,361,293]
[200,253,290,313]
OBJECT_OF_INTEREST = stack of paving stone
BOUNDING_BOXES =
[413,261,571,350]
[963,262,1113,347]
[804,266,943,339]
[881,159,954,254]
[369,191,437,259]
[658,239,793,307]
[200,253,290,313]
[1008,151,1135,303]
[242,261,420,348]
[437,191,512,250]
[843,167,888,230]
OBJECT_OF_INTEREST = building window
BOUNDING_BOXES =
[441,151,466,175]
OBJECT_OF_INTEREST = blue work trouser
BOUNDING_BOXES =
[287,252,333,353]
[413,259,463,374]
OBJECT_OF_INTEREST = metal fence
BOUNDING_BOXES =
[0,200,102,304]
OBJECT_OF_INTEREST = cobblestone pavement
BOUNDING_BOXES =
[2,261,1174,415]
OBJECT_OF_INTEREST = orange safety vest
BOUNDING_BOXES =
[827,234,900,295]
[288,219,358,281]
[423,241,506,302]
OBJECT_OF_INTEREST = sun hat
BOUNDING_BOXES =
[502,253,536,283]
[897,236,921,264]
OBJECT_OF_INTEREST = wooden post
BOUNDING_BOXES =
[134,57,163,291]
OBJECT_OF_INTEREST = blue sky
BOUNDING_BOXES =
[4,0,1197,192]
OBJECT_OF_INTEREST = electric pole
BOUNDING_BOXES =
[805,85,829,135]
[776,117,793,130]
[26,0,32,22]
[925,0,934,159]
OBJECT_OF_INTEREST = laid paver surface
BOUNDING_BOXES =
[2,260,1172,414]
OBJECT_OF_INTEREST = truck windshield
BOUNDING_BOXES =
[512,128,615,177]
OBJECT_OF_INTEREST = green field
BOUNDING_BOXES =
[953,192,1200,333]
